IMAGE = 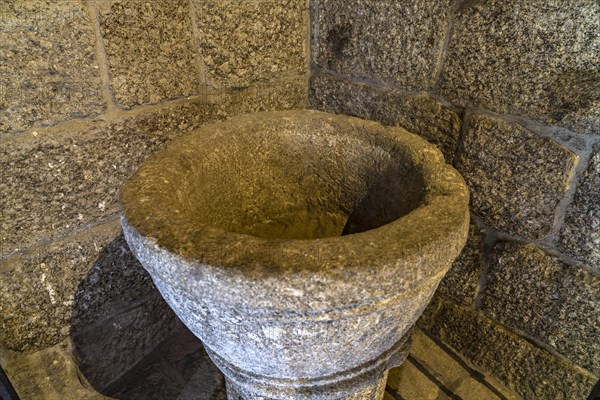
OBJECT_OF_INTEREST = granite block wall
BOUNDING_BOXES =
[2,0,598,398]
[0,0,307,395]
[309,0,599,399]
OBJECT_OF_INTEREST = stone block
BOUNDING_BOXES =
[193,0,307,88]
[419,297,597,400]
[70,232,159,331]
[309,72,461,162]
[311,0,452,91]
[437,221,485,305]
[0,220,162,352]
[559,142,600,270]
[0,76,306,258]
[98,0,200,108]
[0,0,104,134]
[456,113,575,239]
[0,221,118,350]
[105,327,226,399]
[481,241,600,375]
[72,295,178,390]
[440,0,600,134]
[0,100,222,256]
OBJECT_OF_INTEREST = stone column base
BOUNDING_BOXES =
[224,373,388,400]
[207,331,413,400]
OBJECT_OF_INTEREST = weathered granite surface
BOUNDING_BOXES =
[121,110,469,398]
[226,77,307,113]
[72,294,178,391]
[481,241,600,375]
[0,0,103,134]
[1,221,118,350]
[0,103,217,256]
[311,0,452,91]
[456,113,576,239]
[98,0,200,108]
[390,329,518,400]
[309,72,461,163]
[559,142,600,270]
[419,297,598,400]
[437,221,485,306]
[69,232,160,332]
[440,0,600,134]
[104,326,226,400]
[0,79,305,257]
[194,0,306,88]
[0,220,172,354]
[0,342,109,400]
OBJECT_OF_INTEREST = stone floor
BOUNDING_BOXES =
[0,326,520,400]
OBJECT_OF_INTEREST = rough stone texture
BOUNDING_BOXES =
[98,0,200,108]
[456,113,576,239]
[222,77,307,113]
[0,79,305,257]
[69,232,160,332]
[0,0,104,134]
[104,326,226,400]
[0,219,171,353]
[194,0,307,88]
[481,241,600,375]
[395,330,514,400]
[222,360,391,400]
[0,104,216,256]
[3,324,522,400]
[72,294,179,391]
[122,111,469,398]
[1,220,116,350]
[309,72,462,163]
[559,142,600,270]
[0,342,109,400]
[440,0,600,134]
[311,0,452,91]
[437,221,485,306]
[0,325,226,400]
[419,297,597,400]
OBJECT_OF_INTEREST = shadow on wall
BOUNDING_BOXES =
[69,232,180,394]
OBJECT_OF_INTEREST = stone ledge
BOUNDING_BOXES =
[72,294,179,391]
[0,341,109,400]
[103,326,225,399]
[386,329,520,400]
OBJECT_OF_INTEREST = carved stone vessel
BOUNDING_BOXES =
[121,110,469,399]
